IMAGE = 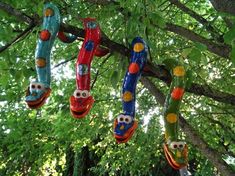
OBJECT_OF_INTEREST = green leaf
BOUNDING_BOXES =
[188,47,202,62]
[0,60,8,70]
[224,25,235,45]
[22,67,33,78]
[182,48,192,58]
[185,70,193,89]
[15,70,22,82]
[149,12,166,28]
[0,73,9,87]
[110,70,119,89]
[194,42,207,51]
[162,58,179,70]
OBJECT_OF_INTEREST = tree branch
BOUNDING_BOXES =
[53,55,77,69]
[140,77,235,176]
[209,0,235,16]
[169,0,223,42]
[0,1,34,24]
[187,83,235,106]
[164,23,231,59]
[91,54,111,89]
[84,0,232,60]
[0,23,35,53]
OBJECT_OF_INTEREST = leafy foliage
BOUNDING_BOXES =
[0,0,235,176]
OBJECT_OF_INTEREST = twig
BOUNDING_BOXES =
[0,23,35,53]
[91,53,112,89]
[53,55,77,69]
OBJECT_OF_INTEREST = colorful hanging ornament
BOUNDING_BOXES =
[163,64,188,169]
[25,2,60,109]
[25,2,80,109]
[70,18,108,118]
[113,37,148,143]
[57,31,77,43]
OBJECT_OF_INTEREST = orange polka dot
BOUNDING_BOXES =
[44,8,54,17]
[123,91,133,102]
[173,66,185,77]
[133,43,144,52]
[40,30,51,41]
[171,87,184,100]
[166,113,178,123]
[129,63,140,74]
[36,58,46,67]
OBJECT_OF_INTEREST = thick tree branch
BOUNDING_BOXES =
[164,23,231,59]
[140,77,235,176]
[187,83,235,106]
[1,2,234,106]
[169,0,222,42]
[209,0,235,16]
[0,1,34,24]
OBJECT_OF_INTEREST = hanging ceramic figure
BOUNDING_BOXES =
[25,2,60,109]
[70,18,108,118]
[114,37,148,143]
[57,31,77,43]
[163,63,188,169]
[25,2,79,109]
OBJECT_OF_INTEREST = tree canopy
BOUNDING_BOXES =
[0,0,235,176]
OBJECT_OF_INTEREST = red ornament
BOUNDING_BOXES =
[171,87,185,100]
[94,46,109,57]
[40,30,51,41]
[129,63,140,74]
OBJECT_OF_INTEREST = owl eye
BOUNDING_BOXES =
[73,90,82,98]
[81,90,90,98]
[177,142,186,149]
[117,115,125,123]
[37,83,45,90]
[170,142,178,150]
[124,116,132,124]
[31,83,36,89]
